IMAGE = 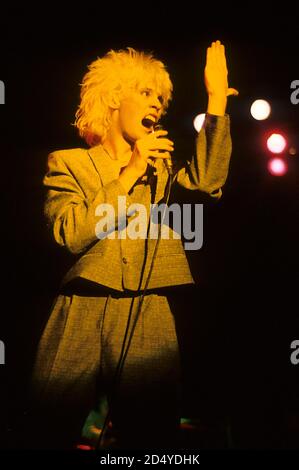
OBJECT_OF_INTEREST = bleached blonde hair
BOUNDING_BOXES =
[74,47,173,146]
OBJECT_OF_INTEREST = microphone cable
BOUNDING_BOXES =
[96,162,176,449]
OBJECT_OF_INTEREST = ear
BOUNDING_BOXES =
[108,93,120,110]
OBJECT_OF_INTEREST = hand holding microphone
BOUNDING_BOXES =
[141,119,174,175]
[127,122,174,178]
[118,122,174,193]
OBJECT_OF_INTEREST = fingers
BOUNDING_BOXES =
[219,43,227,70]
[133,131,174,172]
[147,151,172,162]
[148,132,174,152]
[149,140,174,152]
[205,40,238,99]
[153,129,168,137]
[208,40,227,71]
[212,40,221,64]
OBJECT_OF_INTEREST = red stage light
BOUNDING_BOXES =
[266,133,287,154]
[267,157,288,176]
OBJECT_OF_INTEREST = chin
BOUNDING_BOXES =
[124,130,144,144]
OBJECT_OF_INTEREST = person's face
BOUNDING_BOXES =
[116,81,165,144]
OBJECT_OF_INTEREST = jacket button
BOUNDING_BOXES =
[122,257,128,264]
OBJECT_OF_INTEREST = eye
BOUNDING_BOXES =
[158,95,164,105]
[141,89,151,97]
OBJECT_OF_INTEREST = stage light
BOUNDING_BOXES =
[193,113,206,132]
[289,147,297,156]
[266,133,287,154]
[267,157,288,176]
[250,99,271,120]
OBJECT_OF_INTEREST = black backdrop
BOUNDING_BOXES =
[0,5,298,450]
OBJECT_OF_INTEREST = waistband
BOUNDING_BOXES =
[59,278,195,299]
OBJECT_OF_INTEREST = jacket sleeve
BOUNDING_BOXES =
[176,114,232,199]
[43,152,131,254]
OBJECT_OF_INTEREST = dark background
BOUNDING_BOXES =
[0,5,298,450]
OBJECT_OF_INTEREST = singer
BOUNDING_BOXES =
[29,42,238,449]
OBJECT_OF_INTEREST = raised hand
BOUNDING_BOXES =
[204,40,238,115]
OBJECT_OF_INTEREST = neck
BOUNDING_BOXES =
[102,139,131,164]
[102,114,132,165]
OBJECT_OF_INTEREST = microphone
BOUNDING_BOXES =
[141,119,173,175]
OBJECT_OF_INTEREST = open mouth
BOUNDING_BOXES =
[142,114,157,129]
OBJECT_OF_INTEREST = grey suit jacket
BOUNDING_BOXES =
[43,114,232,292]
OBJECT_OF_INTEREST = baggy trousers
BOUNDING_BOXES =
[30,289,181,449]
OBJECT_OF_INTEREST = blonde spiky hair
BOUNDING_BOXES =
[74,47,173,146]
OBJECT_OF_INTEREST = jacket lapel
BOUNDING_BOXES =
[154,159,169,203]
[87,144,168,203]
[87,144,120,186]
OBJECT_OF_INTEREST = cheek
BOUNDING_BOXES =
[120,105,140,129]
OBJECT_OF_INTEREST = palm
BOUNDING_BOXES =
[204,41,238,98]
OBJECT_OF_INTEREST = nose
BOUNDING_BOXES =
[151,93,163,111]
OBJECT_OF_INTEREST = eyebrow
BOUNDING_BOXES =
[140,87,164,104]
